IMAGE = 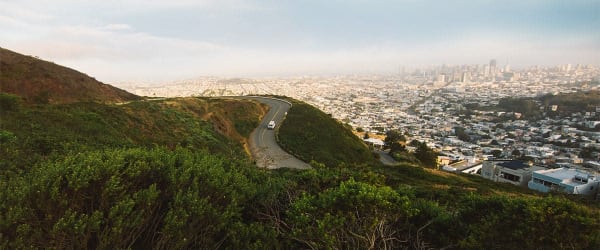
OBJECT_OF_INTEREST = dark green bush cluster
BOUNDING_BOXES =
[0,147,280,249]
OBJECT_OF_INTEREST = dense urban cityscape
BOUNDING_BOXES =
[125,60,600,195]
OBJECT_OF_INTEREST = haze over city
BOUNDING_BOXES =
[2,0,599,83]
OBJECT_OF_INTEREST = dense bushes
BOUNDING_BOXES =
[0,147,279,249]
[287,179,417,249]
[497,97,542,119]
[1,98,599,249]
[2,152,599,249]
[540,90,600,113]
[0,93,21,112]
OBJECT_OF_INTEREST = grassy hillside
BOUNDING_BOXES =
[0,97,598,249]
[278,99,377,167]
[1,91,598,248]
[0,47,139,104]
[2,48,597,248]
[0,94,265,173]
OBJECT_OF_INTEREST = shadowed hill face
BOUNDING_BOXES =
[0,47,139,104]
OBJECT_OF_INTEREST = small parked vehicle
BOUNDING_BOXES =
[267,121,276,129]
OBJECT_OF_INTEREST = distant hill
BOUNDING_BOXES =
[540,90,600,113]
[0,47,139,104]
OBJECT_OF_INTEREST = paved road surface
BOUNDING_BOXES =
[376,150,400,166]
[244,97,310,169]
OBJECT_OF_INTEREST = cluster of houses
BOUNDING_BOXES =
[479,160,599,197]
[130,62,600,199]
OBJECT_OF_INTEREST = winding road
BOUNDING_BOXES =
[243,97,311,169]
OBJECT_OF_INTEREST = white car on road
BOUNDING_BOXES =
[267,120,276,129]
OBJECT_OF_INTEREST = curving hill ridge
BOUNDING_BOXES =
[0,47,139,104]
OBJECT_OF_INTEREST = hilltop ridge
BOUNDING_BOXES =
[0,47,139,104]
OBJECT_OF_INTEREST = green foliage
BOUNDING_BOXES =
[278,101,376,167]
[540,90,600,113]
[287,179,417,249]
[580,147,596,159]
[0,147,279,249]
[0,99,247,172]
[455,195,600,249]
[498,97,541,119]
[0,92,22,112]
[454,126,471,142]
[384,129,406,148]
[1,96,599,249]
[488,91,600,120]
[512,149,521,157]
[390,151,419,164]
[413,141,437,168]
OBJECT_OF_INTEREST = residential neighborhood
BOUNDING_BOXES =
[125,62,600,197]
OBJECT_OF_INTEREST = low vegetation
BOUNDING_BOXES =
[1,93,599,249]
[540,90,600,114]
[0,95,264,174]
[0,48,139,104]
[278,99,377,167]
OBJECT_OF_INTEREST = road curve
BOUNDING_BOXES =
[242,97,311,169]
[376,150,400,166]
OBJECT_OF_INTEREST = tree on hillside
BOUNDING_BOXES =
[384,130,406,147]
[511,149,521,157]
[385,130,407,154]
[0,93,21,112]
[413,141,437,168]
[491,149,503,158]
[408,139,420,147]
[580,147,596,159]
[389,142,407,155]
[454,126,471,142]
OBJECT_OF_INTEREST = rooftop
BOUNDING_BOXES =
[534,168,595,182]
[497,160,531,170]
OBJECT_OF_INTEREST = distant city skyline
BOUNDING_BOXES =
[1,0,599,83]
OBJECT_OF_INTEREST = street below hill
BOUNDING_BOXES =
[244,97,311,169]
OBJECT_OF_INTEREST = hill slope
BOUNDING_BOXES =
[1,95,599,249]
[278,99,377,167]
[0,61,598,249]
[0,96,265,173]
[0,47,139,104]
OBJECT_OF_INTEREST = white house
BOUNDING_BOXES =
[528,168,600,196]
[481,160,545,187]
[363,138,384,149]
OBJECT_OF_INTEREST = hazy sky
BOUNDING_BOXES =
[2,0,599,83]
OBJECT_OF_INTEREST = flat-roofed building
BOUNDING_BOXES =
[481,160,545,186]
[528,168,599,196]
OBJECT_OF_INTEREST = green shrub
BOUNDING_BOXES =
[0,92,21,112]
[0,147,278,249]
